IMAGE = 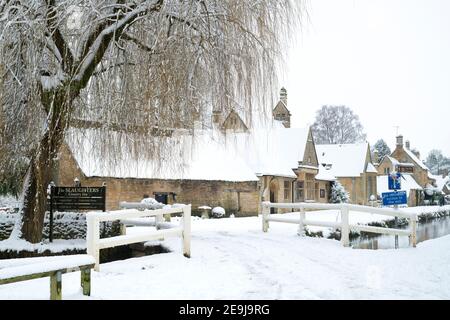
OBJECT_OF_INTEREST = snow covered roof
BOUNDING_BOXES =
[429,174,450,191]
[224,126,310,178]
[315,167,337,181]
[377,174,423,196]
[66,125,311,181]
[404,148,429,170]
[66,128,259,182]
[315,143,370,177]
[384,156,414,168]
[366,163,378,173]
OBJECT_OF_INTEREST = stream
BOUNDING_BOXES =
[351,215,450,249]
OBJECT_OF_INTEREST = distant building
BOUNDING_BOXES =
[377,136,434,186]
[272,87,291,128]
[376,135,439,206]
[221,110,249,132]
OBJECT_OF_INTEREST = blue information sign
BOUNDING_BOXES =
[382,191,407,206]
[388,172,402,190]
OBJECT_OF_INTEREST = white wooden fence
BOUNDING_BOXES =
[261,202,417,248]
[119,201,167,228]
[87,205,191,271]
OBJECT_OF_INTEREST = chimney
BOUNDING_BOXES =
[280,87,287,105]
[413,150,420,160]
[405,140,410,150]
[396,135,404,148]
[212,110,222,125]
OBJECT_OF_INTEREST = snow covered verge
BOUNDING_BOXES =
[0,214,450,299]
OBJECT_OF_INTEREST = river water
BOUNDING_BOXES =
[351,215,450,249]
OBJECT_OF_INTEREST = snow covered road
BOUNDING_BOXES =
[0,215,449,299]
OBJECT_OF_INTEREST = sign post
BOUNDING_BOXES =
[385,171,405,249]
[48,186,106,242]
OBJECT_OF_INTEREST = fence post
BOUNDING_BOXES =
[155,213,164,230]
[409,214,417,248]
[262,202,270,232]
[86,214,100,271]
[340,205,350,247]
[297,207,305,236]
[181,205,191,258]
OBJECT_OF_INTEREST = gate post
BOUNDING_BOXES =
[87,214,100,271]
[262,202,270,232]
[341,205,350,247]
[182,205,191,258]
[297,207,306,236]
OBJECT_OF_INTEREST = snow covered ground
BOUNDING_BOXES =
[1,211,450,300]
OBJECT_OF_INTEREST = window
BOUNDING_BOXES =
[399,166,414,173]
[284,181,291,200]
[320,189,326,198]
[315,183,319,200]
[296,181,304,201]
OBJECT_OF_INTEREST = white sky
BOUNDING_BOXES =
[281,0,450,158]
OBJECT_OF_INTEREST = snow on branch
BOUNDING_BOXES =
[74,0,163,87]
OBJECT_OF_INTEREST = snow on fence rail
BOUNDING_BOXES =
[87,205,191,271]
[261,202,418,247]
[119,201,166,228]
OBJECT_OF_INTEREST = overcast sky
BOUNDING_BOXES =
[281,0,450,158]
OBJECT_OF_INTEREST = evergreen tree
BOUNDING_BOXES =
[331,181,350,204]
[372,139,391,159]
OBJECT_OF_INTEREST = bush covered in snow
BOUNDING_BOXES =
[211,206,226,218]
[0,212,121,241]
[331,181,350,204]
[0,195,20,212]
[140,198,165,210]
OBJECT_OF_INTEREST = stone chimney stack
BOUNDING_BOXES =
[212,110,222,126]
[405,140,410,150]
[396,135,404,148]
[280,87,287,105]
[413,150,420,160]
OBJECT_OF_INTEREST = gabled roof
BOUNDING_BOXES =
[226,126,311,178]
[221,110,249,131]
[273,100,290,115]
[404,148,429,170]
[315,143,371,177]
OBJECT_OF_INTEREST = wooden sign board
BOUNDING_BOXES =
[48,186,106,242]
[51,187,106,211]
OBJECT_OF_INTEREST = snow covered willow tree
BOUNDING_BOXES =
[0,0,302,243]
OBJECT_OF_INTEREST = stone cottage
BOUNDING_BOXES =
[53,88,319,216]
[377,135,434,187]
[315,143,379,205]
